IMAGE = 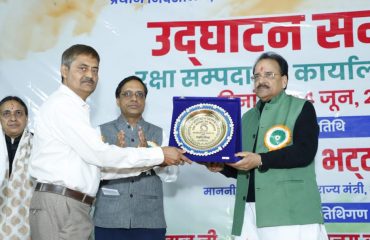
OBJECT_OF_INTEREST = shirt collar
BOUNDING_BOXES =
[117,115,144,128]
[5,134,22,145]
[256,90,286,109]
[59,84,90,110]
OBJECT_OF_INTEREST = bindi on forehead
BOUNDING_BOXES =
[2,101,22,111]
[9,103,15,109]
[257,66,265,72]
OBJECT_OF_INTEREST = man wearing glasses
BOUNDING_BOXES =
[0,96,33,240]
[207,52,328,240]
[93,75,177,240]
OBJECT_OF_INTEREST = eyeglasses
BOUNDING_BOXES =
[120,91,146,99]
[251,72,281,82]
[1,110,25,120]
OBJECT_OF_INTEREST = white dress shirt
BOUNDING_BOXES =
[98,127,179,182]
[29,85,164,196]
[153,131,178,182]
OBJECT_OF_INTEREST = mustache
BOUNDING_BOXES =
[256,84,269,89]
[81,77,95,84]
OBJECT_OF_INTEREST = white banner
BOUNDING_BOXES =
[1,1,369,239]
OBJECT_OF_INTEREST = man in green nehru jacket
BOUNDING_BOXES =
[207,52,328,240]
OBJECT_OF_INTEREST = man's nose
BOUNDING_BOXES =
[257,77,268,84]
[131,94,138,101]
[85,68,93,78]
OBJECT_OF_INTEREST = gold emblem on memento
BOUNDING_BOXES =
[174,103,233,156]
[180,109,227,150]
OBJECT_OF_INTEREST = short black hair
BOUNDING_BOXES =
[253,51,289,79]
[61,44,100,82]
[0,96,28,116]
[115,75,148,99]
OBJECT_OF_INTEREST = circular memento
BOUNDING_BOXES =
[173,103,234,156]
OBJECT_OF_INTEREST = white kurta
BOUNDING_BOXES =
[234,203,329,240]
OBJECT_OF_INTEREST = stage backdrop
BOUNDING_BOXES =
[1,1,369,239]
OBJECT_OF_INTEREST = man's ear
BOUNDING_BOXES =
[282,75,288,89]
[116,98,120,107]
[61,65,68,82]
